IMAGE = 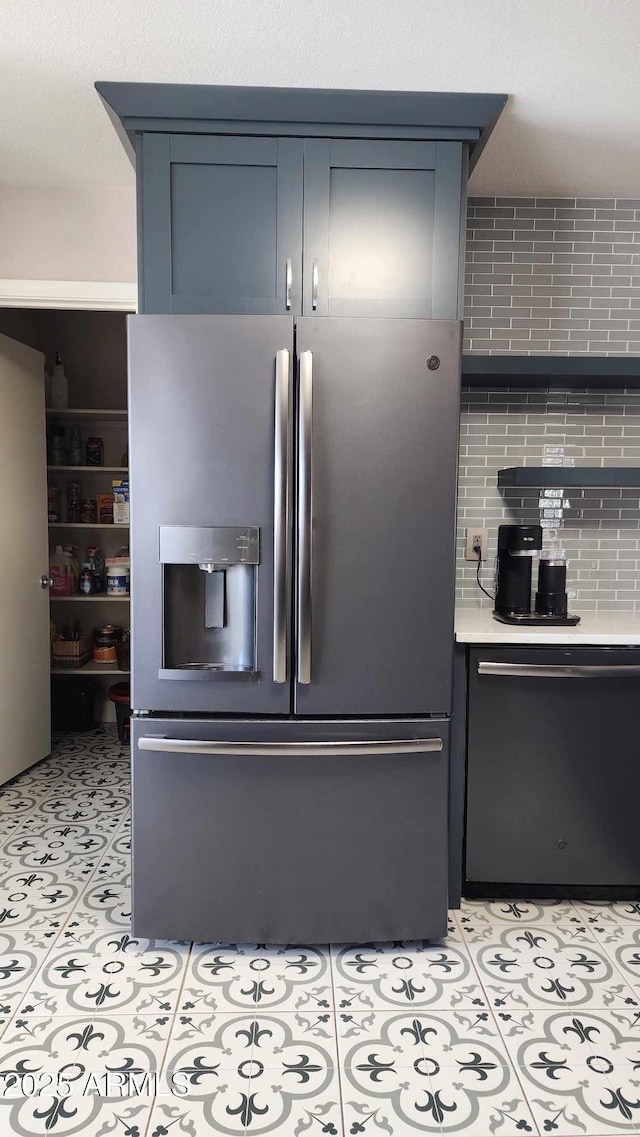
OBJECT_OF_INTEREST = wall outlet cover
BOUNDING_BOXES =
[465,526,489,561]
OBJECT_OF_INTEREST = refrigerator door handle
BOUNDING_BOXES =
[273,348,291,684]
[297,350,313,684]
[138,737,444,757]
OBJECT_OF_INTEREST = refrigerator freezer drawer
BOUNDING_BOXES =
[131,717,449,943]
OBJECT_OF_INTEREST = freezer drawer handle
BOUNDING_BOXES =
[478,661,640,678]
[273,348,291,684]
[137,737,444,757]
[297,350,313,684]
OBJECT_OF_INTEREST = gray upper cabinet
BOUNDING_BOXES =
[99,84,507,318]
[138,134,303,315]
[136,133,464,320]
[302,140,464,319]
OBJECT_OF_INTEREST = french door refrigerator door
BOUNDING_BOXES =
[131,716,450,943]
[128,315,294,714]
[295,317,461,716]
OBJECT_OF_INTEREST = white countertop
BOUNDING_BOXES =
[455,607,640,645]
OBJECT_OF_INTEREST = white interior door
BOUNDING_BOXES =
[0,333,50,781]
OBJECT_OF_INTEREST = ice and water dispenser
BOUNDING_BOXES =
[159,526,259,677]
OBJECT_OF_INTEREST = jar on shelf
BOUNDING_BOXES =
[47,486,60,523]
[85,437,104,466]
[116,628,130,671]
[69,425,83,466]
[67,480,82,523]
[49,425,67,466]
[81,499,98,524]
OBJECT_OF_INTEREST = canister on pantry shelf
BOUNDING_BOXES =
[106,558,130,596]
[93,624,124,664]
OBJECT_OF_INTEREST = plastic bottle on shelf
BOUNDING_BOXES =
[86,546,105,593]
[69,425,83,466]
[49,546,74,596]
[79,564,94,595]
[50,353,68,410]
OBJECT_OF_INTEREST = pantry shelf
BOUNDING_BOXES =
[46,408,128,420]
[48,522,129,529]
[50,595,130,602]
[47,466,128,474]
[51,663,130,676]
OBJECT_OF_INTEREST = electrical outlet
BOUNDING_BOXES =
[465,526,488,561]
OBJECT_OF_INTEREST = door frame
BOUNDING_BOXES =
[0,279,137,311]
[0,279,137,756]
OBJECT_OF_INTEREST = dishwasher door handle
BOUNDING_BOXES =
[138,737,444,758]
[478,661,640,678]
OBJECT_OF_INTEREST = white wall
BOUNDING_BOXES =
[0,185,136,283]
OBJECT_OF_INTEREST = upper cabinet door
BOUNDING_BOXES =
[138,135,303,315]
[302,140,464,319]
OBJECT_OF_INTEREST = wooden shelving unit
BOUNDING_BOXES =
[47,465,128,474]
[49,522,129,530]
[46,408,128,420]
[51,662,130,677]
[50,595,130,602]
[48,402,130,697]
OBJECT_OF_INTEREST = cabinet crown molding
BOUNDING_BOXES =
[96,82,507,171]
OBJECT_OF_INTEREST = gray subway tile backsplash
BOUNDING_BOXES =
[459,197,640,613]
[464,196,640,356]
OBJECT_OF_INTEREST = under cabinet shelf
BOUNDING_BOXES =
[46,408,127,420]
[47,465,128,474]
[50,595,130,602]
[498,466,640,489]
[49,522,129,529]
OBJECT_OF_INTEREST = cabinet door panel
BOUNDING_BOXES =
[139,134,303,315]
[303,139,463,319]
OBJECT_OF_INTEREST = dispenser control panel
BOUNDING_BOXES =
[159,526,260,566]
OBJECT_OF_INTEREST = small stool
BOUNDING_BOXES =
[108,682,131,745]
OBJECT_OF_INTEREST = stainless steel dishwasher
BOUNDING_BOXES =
[465,645,640,896]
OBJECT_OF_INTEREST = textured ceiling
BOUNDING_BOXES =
[1,0,639,195]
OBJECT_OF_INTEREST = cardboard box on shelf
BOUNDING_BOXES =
[112,479,129,524]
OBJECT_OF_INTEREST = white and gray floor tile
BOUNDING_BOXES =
[0,729,639,1134]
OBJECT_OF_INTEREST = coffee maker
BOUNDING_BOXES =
[493,524,580,626]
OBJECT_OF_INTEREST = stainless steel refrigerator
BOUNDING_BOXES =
[128,315,461,943]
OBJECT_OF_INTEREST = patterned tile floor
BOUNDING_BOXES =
[1,731,640,1135]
